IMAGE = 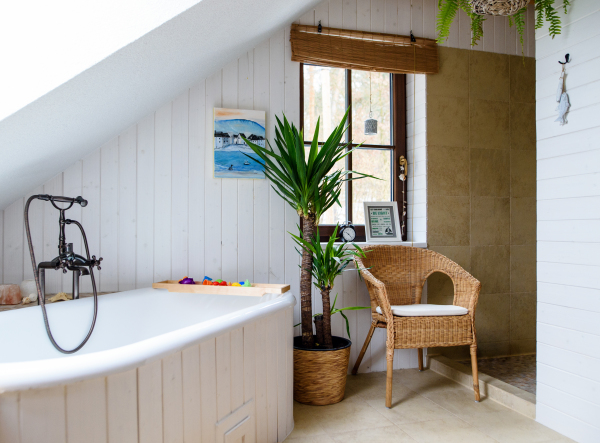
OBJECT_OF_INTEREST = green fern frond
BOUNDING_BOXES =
[513,8,527,56]
[457,0,485,47]
[436,0,459,44]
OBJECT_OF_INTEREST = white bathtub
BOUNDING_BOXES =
[0,287,295,443]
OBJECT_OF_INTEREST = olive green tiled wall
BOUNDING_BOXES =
[426,47,536,359]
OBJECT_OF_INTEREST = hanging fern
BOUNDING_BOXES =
[436,0,570,51]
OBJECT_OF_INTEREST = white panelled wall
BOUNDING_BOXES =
[535,0,600,442]
[1,0,535,373]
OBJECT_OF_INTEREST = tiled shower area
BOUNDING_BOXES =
[423,47,537,398]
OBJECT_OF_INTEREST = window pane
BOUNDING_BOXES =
[318,155,347,226]
[351,71,391,146]
[352,148,392,224]
[303,65,347,143]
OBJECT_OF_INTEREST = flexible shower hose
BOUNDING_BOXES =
[24,196,98,354]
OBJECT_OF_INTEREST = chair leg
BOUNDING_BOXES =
[470,345,480,402]
[386,353,393,408]
[417,348,424,371]
[351,321,377,375]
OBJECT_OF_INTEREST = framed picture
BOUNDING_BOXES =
[214,108,266,179]
[363,202,402,242]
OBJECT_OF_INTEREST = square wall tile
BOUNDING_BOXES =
[471,197,510,246]
[477,341,511,358]
[475,293,511,343]
[436,346,471,360]
[428,196,471,246]
[469,99,510,151]
[427,47,470,99]
[510,293,536,341]
[471,245,510,294]
[510,339,536,355]
[428,146,470,196]
[511,150,536,198]
[471,149,510,197]
[427,96,469,147]
[429,245,472,271]
[470,51,510,102]
[510,55,536,103]
[511,245,536,293]
[511,197,536,245]
[510,102,536,150]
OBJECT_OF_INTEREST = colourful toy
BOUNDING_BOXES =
[178,277,195,284]
[231,282,241,287]
[200,276,251,288]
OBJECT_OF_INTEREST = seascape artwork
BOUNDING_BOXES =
[214,108,266,179]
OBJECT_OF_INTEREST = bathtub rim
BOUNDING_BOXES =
[0,288,295,393]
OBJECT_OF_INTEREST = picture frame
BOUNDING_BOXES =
[363,201,402,243]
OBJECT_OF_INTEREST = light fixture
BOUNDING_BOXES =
[364,71,378,135]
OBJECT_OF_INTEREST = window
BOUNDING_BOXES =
[300,64,406,242]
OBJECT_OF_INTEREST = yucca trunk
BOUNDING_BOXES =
[321,286,333,349]
[300,215,316,348]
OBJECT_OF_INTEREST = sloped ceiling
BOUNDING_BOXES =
[0,0,319,209]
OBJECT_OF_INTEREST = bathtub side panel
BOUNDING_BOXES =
[277,310,288,441]
[66,377,108,443]
[138,360,163,443]
[200,338,217,442]
[255,319,268,442]
[266,315,278,442]
[182,344,202,441]
[163,351,184,443]
[20,385,66,443]
[0,392,20,443]
[231,327,244,411]
[107,369,138,443]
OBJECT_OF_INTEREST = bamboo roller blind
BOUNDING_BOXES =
[290,24,439,75]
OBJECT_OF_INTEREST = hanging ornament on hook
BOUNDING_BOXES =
[364,71,378,135]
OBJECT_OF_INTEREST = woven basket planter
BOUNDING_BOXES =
[293,336,351,406]
[469,0,529,16]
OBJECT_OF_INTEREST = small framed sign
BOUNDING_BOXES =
[364,202,402,242]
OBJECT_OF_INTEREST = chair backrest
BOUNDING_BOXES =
[355,245,481,316]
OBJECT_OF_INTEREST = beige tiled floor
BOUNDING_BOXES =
[285,369,574,443]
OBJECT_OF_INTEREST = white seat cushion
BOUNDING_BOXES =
[376,304,468,317]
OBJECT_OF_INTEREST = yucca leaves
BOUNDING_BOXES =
[242,109,376,223]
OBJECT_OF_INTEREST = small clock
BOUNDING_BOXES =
[339,222,356,243]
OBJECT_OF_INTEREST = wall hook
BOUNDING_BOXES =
[558,53,570,65]
[410,31,416,42]
[318,20,322,33]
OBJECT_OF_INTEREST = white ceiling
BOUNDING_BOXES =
[0,0,319,209]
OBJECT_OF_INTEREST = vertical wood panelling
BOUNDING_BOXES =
[171,92,190,279]
[276,311,288,442]
[19,386,66,443]
[154,103,173,282]
[188,82,206,279]
[136,114,155,288]
[0,392,20,443]
[138,360,163,443]
[221,60,239,282]
[204,72,222,279]
[237,52,255,283]
[22,186,43,282]
[266,316,278,443]
[118,125,137,291]
[43,175,63,293]
[66,378,107,443]
[107,369,138,443]
[162,351,184,443]
[100,139,119,292]
[216,332,232,420]
[182,345,202,442]
[253,40,270,284]
[269,30,286,284]
[81,150,101,293]
[200,339,217,443]
[254,319,268,443]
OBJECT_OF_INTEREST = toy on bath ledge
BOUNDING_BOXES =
[200,276,251,287]
[178,276,196,285]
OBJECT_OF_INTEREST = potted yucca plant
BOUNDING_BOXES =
[243,110,376,405]
[291,225,370,405]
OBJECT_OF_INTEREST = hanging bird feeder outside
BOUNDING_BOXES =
[364,72,378,135]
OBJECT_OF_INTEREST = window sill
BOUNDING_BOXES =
[321,241,427,249]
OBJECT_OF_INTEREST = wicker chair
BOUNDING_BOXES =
[352,245,481,408]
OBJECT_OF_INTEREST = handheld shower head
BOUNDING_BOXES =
[75,196,88,207]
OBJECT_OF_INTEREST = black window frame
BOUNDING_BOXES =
[299,64,407,242]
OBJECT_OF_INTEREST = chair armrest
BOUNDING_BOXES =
[354,257,394,325]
